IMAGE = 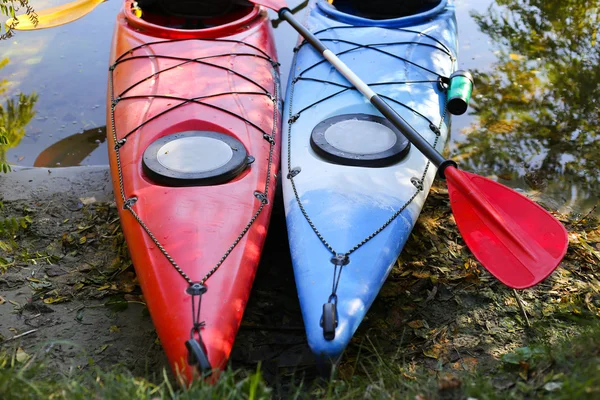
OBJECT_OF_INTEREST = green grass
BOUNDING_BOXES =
[1,320,598,399]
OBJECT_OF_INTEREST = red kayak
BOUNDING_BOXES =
[106,0,281,382]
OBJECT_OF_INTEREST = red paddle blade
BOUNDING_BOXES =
[444,167,568,289]
[247,0,287,11]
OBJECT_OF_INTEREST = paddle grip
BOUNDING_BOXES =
[447,70,473,115]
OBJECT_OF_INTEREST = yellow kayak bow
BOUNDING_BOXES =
[6,0,106,30]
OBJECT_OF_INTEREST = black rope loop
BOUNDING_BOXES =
[328,293,338,305]
[186,282,211,373]
[190,321,206,338]
[187,283,207,336]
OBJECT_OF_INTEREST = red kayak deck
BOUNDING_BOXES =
[106,1,280,382]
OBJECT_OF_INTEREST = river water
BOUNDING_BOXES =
[0,0,598,217]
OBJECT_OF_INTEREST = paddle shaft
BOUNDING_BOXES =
[275,4,568,289]
[279,8,455,174]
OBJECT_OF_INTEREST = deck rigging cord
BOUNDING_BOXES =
[109,37,280,373]
[286,25,455,340]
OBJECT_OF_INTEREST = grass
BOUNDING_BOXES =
[1,320,598,399]
[0,190,598,399]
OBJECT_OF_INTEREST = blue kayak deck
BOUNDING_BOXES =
[282,0,458,363]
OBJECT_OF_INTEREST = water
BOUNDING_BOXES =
[0,0,598,217]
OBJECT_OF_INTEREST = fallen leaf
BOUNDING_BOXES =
[80,197,97,205]
[424,342,445,359]
[43,296,67,304]
[412,271,431,279]
[544,382,563,392]
[402,372,417,381]
[15,348,30,363]
[95,344,111,354]
[438,373,461,390]
[408,320,425,329]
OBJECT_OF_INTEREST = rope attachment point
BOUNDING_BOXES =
[186,283,211,374]
[320,253,349,341]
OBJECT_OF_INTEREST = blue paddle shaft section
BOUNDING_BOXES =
[283,0,458,362]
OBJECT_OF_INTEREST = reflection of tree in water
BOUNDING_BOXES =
[456,0,599,210]
[0,58,38,166]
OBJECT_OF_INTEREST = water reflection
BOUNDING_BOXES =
[1,0,597,215]
[453,0,599,215]
[0,58,38,164]
[0,0,308,167]
[34,126,106,167]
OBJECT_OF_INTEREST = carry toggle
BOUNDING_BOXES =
[185,338,211,374]
[320,300,338,341]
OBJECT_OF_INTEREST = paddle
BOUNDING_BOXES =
[250,0,568,289]
[6,0,105,30]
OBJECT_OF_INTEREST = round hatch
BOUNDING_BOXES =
[310,114,410,167]
[143,131,251,186]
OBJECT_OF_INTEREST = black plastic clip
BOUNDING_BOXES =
[288,114,299,124]
[331,253,350,266]
[429,123,441,136]
[114,138,127,150]
[254,191,269,205]
[186,282,207,296]
[320,301,338,341]
[109,64,116,72]
[122,197,138,210]
[263,134,276,145]
[111,97,120,108]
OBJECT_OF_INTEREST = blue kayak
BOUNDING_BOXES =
[282,0,458,363]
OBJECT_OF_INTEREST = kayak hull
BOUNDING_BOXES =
[107,1,281,381]
[282,0,458,363]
